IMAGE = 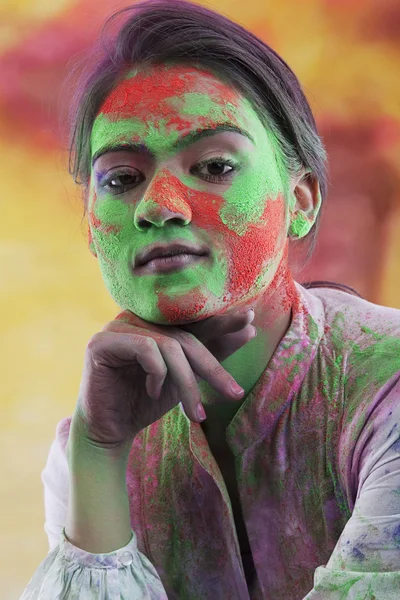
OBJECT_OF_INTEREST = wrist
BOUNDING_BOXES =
[67,411,134,464]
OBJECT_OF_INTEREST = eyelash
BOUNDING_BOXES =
[98,156,239,195]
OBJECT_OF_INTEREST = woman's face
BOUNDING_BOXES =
[89,63,296,324]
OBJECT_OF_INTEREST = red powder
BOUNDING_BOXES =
[99,64,240,122]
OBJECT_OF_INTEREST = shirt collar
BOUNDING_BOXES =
[188,282,326,455]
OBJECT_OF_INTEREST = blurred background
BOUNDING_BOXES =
[1,0,399,596]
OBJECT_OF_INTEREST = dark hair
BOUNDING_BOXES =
[301,281,363,298]
[67,0,327,264]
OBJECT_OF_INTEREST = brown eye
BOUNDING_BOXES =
[101,170,142,194]
[109,174,137,187]
[202,161,231,176]
[190,156,238,183]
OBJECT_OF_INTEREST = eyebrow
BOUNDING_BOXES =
[91,123,255,166]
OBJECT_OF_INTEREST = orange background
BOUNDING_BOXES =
[1,1,399,596]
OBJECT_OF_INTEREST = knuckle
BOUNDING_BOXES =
[135,335,159,353]
[158,364,168,378]
[160,337,182,354]
[209,362,227,380]
[177,330,198,348]
[186,377,201,398]
[86,333,104,366]
[137,335,158,351]
[87,332,103,349]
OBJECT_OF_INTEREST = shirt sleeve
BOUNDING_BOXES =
[19,419,168,600]
[303,373,400,599]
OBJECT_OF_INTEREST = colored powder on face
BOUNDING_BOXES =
[88,63,312,324]
[99,63,240,124]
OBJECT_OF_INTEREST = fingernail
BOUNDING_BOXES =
[196,403,207,421]
[250,326,257,338]
[230,381,245,396]
[245,308,255,322]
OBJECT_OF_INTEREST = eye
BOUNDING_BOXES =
[99,169,141,195]
[191,156,238,183]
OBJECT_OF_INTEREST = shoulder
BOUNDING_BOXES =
[301,285,400,390]
[304,285,400,340]
[301,287,400,505]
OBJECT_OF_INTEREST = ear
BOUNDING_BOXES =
[288,171,322,239]
[88,225,97,258]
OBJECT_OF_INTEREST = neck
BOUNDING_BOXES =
[199,261,297,426]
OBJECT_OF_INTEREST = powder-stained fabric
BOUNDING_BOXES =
[20,283,400,599]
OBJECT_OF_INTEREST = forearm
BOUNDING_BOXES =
[65,420,134,554]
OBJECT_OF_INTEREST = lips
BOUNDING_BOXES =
[135,241,209,267]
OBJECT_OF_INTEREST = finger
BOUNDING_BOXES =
[109,312,192,338]
[156,337,205,422]
[110,321,251,400]
[206,324,257,363]
[108,311,159,332]
[111,309,255,350]
[99,327,205,423]
[91,332,168,398]
[180,308,255,343]
[113,326,243,419]
[103,320,158,335]
[169,329,247,401]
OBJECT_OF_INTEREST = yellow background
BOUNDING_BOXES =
[1,1,399,596]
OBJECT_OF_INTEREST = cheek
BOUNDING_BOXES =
[89,190,125,230]
[88,192,126,263]
[226,193,287,294]
[189,184,286,266]
[189,186,286,293]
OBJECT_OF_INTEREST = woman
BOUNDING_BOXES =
[21,1,400,598]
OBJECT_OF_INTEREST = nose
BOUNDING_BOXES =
[134,170,192,230]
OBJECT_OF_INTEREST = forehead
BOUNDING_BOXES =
[91,63,265,160]
[97,63,246,121]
